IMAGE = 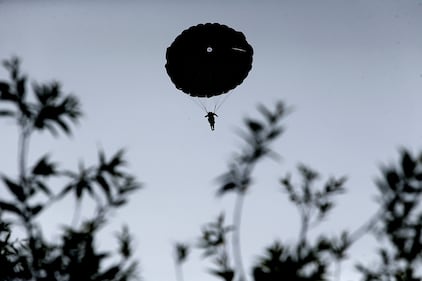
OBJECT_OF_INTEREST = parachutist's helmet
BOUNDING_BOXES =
[165,23,253,98]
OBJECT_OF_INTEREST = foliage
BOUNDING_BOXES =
[356,149,422,281]
[175,102,422,281]
[0,57,141,281]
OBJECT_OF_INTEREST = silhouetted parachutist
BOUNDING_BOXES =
[205,112,218,131]
[166,23,253,131]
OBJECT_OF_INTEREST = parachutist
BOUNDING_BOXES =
[205,112,218,131]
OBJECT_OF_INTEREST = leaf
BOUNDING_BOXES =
[217,182,237,196]
[117,225,132,258]
[319,202,333,215]
[32,155,56,176]
[0,110,15,117]
[0,200,23,215]
[385,170,400,190]
[415,172,422,181]
[58,184,74,199]
[44,122,59,137]
[111,198,127,207]
[98,149,106,165]
[76,180,87,200]
[16,76,26,98]
[174,242,189,264]
[401,150,416,178]
[257,104,276,123]
[35,180,51,196]
[0,81,10,94]
[209,269,234,281]
[267,127,283,140]
[18,101,32,118]
[109,149,126,171]
[29,204,43,216]
[96,174,112,202]
[245,118,264,133]
[2,176,26,202]
[55,117,71,135]
[118,184,141,195]
[0,81,18,103]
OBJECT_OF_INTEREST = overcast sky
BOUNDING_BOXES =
[1,1,422,280]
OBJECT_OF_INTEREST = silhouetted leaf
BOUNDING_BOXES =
[175,242,189,264]
[16,76,26,98]
[75,178,92,200]
[111,198,127,207]
[0,81,9,94]
[34,180,51,196]
[319,202,333,214]
[117,225,132,259]
[2,176,26,202]
[0,110,15,117]
[257,104,276,123]
[217,182,237,196]
[324,177,346,194]
[415,172,422,181]
[245,118,264,133]
[96,174,112,202]
[385,170,400,190]
[0,200,23,215]
[118,183,141,195]
[18,101,32,118]
[401,150,416,178]
[108,149,126,176]
[267,127,283,140]
[298,164,319,182]
[55,117,71,135]
[44,122,59,137]
[32,155,56,176]
[29,204,43,217]
[209,269,234,281]
[3,57,19,80]
[58,183,74,199]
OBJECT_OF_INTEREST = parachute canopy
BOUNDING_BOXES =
[165,23,253,98]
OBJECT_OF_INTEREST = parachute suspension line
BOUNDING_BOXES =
[214,91,232,114]
[189,96,208,114]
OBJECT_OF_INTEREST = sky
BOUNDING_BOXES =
[1,0,422,280]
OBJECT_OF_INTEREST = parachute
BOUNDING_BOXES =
[165,23,253,112]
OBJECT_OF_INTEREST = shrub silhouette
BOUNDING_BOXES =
[0,57,141,281]
[174,104,422,281]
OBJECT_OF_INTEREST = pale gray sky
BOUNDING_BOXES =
[1,1,422,280]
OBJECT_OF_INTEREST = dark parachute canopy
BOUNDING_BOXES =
[165,23,253,98]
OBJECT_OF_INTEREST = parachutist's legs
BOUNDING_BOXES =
[210,121,215,130]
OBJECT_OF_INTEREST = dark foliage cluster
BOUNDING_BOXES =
[356,150,422,281]
[0,57,141,281]
[173,103,422,281]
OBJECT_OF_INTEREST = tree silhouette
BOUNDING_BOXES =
[0,57,141,281]
[356,149,422,281]
[174,103,422,281]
